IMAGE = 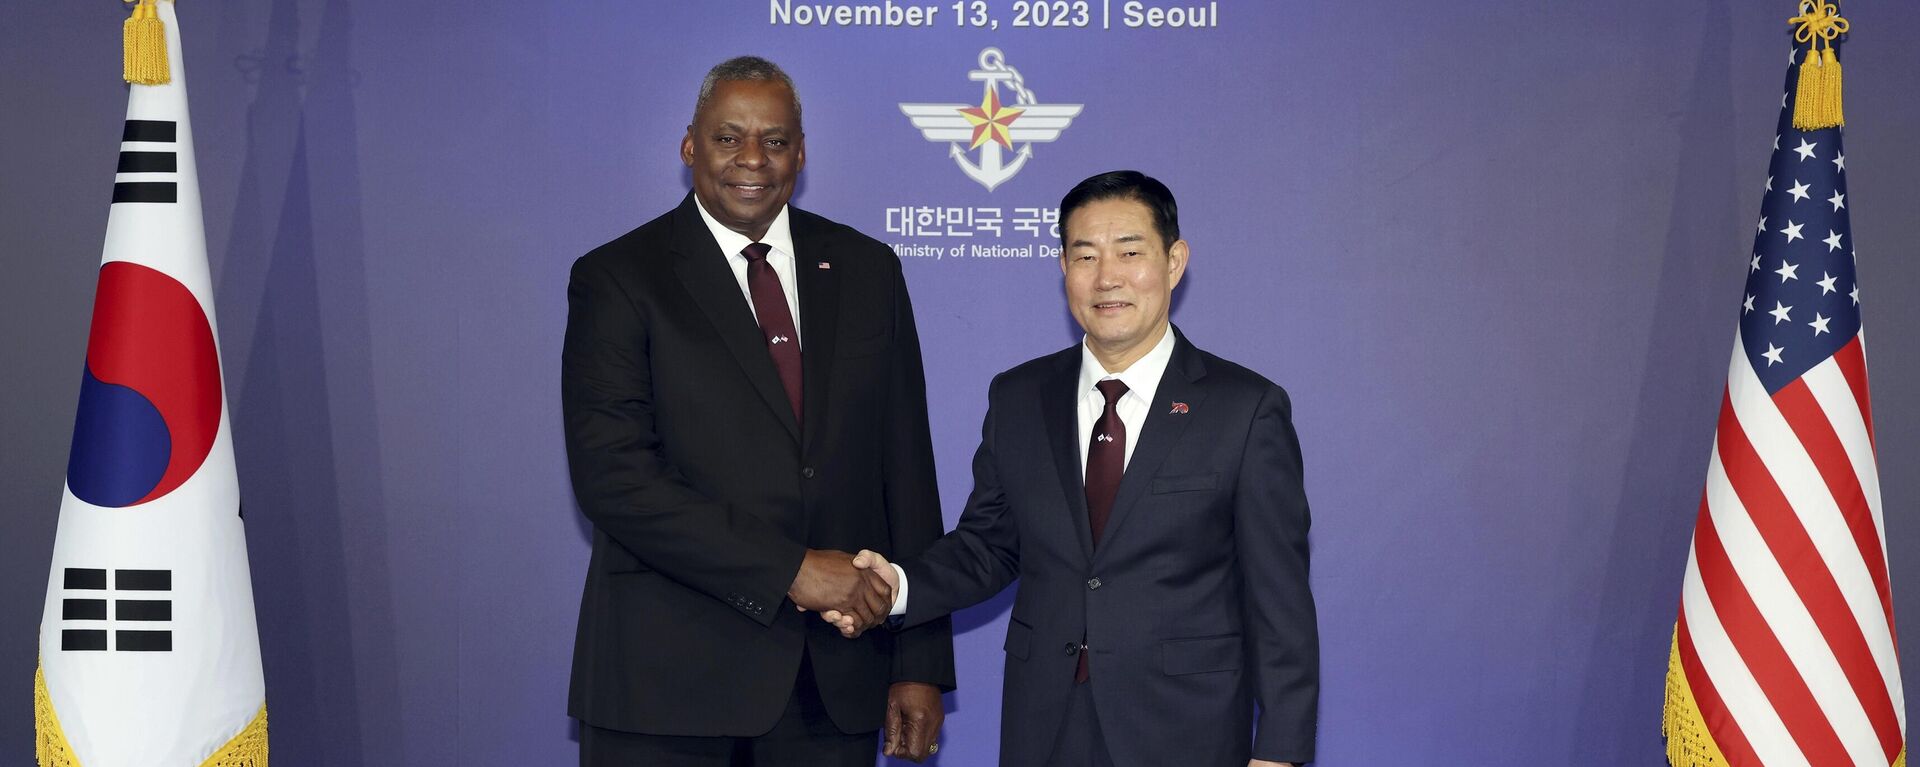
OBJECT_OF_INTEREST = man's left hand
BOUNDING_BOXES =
[884,682,943,762]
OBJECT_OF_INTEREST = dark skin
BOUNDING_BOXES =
[685,78,943,759]
[681,79,805,241]
[788,549,892,628]
[885,681,943,762]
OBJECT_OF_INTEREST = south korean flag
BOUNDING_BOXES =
[36,2,267,765]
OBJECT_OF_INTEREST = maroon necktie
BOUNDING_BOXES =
[741,243,803,424]
[1078,378,1128,683]
[1085,379,1128,546]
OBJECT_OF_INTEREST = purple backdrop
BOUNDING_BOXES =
[5,1,1920,765]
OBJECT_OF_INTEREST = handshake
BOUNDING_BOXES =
[786,548,899,638]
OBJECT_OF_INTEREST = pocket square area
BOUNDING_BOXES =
[1149,472,1218,494]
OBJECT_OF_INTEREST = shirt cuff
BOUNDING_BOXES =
[889,563,909,616]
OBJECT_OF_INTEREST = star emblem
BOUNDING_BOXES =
[1786,180,1811,202]
[1828,190,1846,211]
[1851,285,1860,305]
[1769,301,1793,325]
[956,86,1025,151]
[1775,260,1799,282]
[1757,215,1768,234]
[1809,313,1832,336]
[1743,294,1755,313]
[1823,230,1844,252]
[1750,253,1762,273]
[1794,138,1819,161]
[1780,220,1803,243]
[1832,152,1846,172]
[1762,343,1785,366]
[1817,272,1838,294]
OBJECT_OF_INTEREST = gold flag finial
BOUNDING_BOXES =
[122,0,170,85]
[1789,1,1848,130]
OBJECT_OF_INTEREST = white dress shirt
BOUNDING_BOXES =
[693,196,802,345]
[1074,324,1175,480]
[886,324,1176,616]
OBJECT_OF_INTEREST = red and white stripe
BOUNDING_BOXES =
[1675,330,1904,767]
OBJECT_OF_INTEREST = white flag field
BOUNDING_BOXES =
[35,1,268,765]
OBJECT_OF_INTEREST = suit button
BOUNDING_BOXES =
[802,467,816,479]
[1087,577,1102,590]
[1064,643,1080,656]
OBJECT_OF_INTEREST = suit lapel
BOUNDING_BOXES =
[1039,349,1095,565]
[669,195,801,443]
[1095,330,1208,564]
[793,211,839,456]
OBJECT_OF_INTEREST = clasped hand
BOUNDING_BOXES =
[788,549,894,637]
[817,549,895,638]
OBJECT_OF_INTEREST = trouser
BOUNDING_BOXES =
[1044,679,1116,767]
[579,653,874,767]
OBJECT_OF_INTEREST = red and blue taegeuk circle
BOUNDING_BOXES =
[66,261,222,507]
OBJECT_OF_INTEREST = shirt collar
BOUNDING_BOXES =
[692,195,796,260]
[1077,324,1176,405]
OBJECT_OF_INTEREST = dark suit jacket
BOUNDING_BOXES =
[900,328,1318,766]
[562,193,955,737]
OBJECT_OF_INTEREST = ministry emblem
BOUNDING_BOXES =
[899,48,1083,191]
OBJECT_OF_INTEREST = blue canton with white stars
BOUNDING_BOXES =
[1740,41,1859,394]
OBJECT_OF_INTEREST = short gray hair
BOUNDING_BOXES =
[694,56,803,127]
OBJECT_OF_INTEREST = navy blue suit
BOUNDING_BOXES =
[900,328,1318,766]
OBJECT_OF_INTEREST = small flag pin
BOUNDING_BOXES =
[1169,402,1189,414]
[817,261,832,269]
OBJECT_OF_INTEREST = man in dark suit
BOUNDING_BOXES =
[827,171,1319,766]
[561,56,953,766]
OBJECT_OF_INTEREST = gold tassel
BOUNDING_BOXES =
[1792,48,1824,130]
[35,663,82,767]
[122,0,170,85]
[1662,630,1731,766]
[1788,1,1847,130]
[1664,628,1912,765]
[1819,47,1844,128]
[198,704,270,767]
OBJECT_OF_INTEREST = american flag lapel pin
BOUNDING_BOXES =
[1169,402,1189,415]
[817,261,831,270]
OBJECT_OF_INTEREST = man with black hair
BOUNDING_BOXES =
[828,171,1319,767]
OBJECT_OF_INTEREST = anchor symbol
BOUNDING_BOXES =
[950,140,1033,193]
[899,48,1083,192]
[951,61,1033,191]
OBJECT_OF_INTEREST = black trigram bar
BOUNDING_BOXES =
[117,151,177,173]
[112,182,177,204]
[62,599,107,620]
[64,568,107,590]
[61,629,108,652]
[115,569,172,590]
[116,630,172,652]
[116,599,172,621]
[122,120,176,143]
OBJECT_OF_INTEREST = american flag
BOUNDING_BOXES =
[1665,15,1906,767]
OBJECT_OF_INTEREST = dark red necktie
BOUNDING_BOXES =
[741,243,803,424]
[1085,379,1128,546]
[1078,378,1128,683]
